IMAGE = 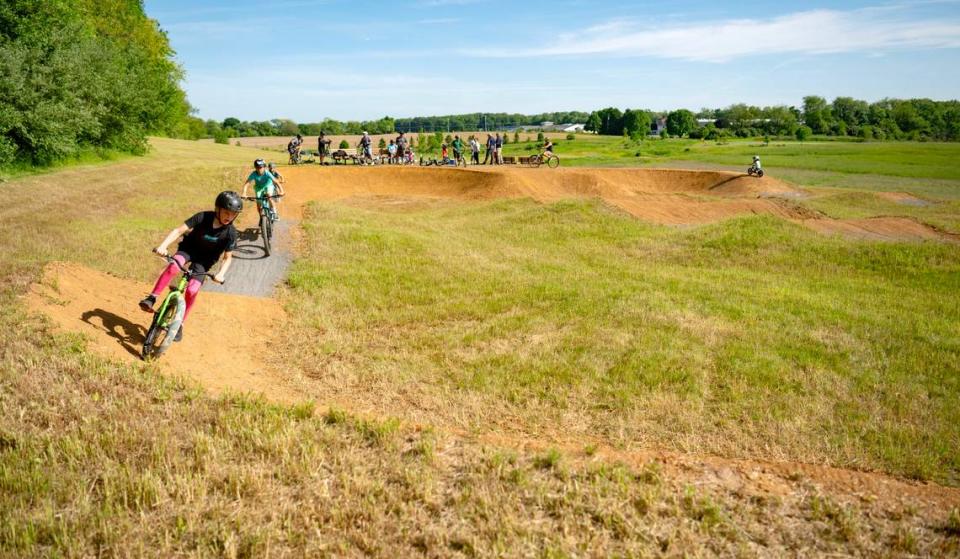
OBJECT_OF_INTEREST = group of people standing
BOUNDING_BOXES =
[311,131,413,165]
[288,131,553,166]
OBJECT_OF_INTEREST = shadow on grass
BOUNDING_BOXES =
[80,308,144,359]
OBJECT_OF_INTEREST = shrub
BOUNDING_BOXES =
[339,140,350,149]
[213,129,230,145]
[565,133,575,140]
[0,137,17,166]
[378,138,386,149]
[795,126,812,142]
[537,132,544,141]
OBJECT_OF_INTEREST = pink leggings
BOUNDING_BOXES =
[150,253,203,322]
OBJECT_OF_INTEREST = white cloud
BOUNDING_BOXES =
[470,8,960,62]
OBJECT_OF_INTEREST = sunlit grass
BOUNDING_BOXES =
[286,197,960,484]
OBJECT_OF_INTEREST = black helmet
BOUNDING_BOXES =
[215,191,243,212]
[254,158,265,168]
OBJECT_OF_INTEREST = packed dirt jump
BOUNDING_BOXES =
[23,165,960,522]
[279,166,955,241]
[281,166,804,224]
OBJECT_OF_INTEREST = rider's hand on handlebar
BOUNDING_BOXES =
[153,247,169,257]
[212,272,226,285]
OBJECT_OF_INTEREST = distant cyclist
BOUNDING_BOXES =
[241,159,281,220]
[287,134,303,163]
[752,155,762,171]
[138,191,242,342]
[543,138,554,156]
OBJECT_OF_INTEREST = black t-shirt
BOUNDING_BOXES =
[177,211,237,269]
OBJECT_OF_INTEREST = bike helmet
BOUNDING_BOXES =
[254,158,266,168]
[215,190,243,213]
[753,155,760,161]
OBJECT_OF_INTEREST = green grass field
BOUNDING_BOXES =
[2,137,959,556]
[287,197,960,484]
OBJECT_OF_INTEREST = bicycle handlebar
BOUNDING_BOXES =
[242,195,283,201]
[153,252,224,284]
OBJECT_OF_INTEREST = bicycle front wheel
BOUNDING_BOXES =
[142,294,185,361]
[260,213,272,256]
[546,155,560,169]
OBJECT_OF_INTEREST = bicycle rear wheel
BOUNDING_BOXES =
[142,294,185,361]
[546,155,560,168]
[528,155,542,168]
[260,213,272,256]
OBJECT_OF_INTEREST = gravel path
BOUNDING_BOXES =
[206,219,294,298]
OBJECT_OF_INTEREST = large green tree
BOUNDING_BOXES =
[0,0,191,166]
[665,109,697,137]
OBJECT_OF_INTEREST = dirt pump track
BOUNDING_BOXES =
[24,165,960,521]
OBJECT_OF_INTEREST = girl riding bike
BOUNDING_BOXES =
[138,191,242,341]
[241,159,281,219]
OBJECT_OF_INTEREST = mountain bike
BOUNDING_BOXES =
[243,194,283,256]
[527,152,560,168]
[747,164,764,178]
[142,253,222,361]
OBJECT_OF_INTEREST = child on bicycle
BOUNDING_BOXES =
[751,155,761,171]
[543,138,554,156]
[138,191,242,341]
[441,142,449,163]
[266,162,286,216]
[241,159,281,220]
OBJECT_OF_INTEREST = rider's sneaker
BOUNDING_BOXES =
[139,294,156,313]
[174,326,183,342]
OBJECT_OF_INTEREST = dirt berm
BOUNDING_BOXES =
[280,166,955,242]
[282,166,801,224]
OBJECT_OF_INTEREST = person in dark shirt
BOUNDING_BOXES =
[484,134,494,165]
[396,132,407,161]
[317,132,332,165]
[138,191,242,341]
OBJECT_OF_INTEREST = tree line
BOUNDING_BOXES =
[209,98,960,145]
[585,97,960,141]
[203,111,593,143]
[0,0,196,168]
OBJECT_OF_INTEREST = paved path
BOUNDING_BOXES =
[206,219,294,298]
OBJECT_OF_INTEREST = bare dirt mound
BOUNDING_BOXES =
[804,216,957,242]
[25,262,298,402]
[282,166,805,225]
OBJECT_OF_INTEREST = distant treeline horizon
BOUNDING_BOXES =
[203,96,960,144]
[5,5,960,172]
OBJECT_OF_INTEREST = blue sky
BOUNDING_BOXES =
[144,0,960,122]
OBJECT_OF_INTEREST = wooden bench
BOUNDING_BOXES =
[501,156,517,165]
